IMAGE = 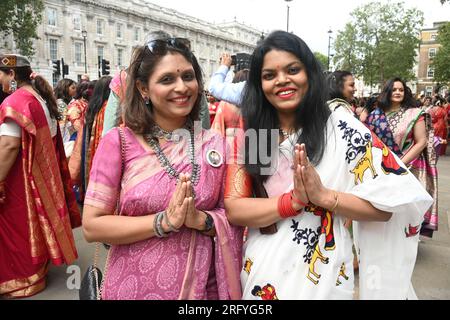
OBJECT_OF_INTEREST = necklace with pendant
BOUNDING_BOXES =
[145,125,200,198]
[150,124,184,143]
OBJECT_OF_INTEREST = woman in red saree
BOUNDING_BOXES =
[0,54,80,298]
[428,101,448,156]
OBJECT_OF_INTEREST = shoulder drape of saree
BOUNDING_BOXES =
[0,91,79,266]
[179,135,244,300]
[110,71,128,102]
[406,112,438,236]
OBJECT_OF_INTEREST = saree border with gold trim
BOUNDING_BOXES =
[0,88,80,266]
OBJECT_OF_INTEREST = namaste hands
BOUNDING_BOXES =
[164,173,205,232]
[292,144,332,210]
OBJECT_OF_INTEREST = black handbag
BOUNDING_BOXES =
[79,128,126,300]
[79,265,103,300]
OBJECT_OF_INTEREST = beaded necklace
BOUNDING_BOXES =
[145,125,200,197]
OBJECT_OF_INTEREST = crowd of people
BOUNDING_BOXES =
[0,28,447,300]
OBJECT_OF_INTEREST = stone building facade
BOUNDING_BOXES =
[416,21,448,97]
[1,0,262,86]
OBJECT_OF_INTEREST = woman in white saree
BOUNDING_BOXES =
[224,31,433,300]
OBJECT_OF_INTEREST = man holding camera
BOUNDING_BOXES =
[208,52,247,106]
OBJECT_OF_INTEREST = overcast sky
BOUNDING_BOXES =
[146,0,449,54]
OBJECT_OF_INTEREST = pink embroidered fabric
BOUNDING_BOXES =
[84,127,243,300]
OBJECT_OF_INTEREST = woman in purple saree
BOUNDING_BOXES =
[82,37,243,300]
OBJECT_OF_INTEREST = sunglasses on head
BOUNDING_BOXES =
[146,37,191,55]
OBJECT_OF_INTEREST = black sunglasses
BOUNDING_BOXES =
[146,37,191,55]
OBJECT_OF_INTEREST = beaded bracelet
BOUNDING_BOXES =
[163,211,180,232]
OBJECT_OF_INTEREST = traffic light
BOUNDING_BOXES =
[101,59,110,75]
[61,58,69,78]
[52,59,61,75]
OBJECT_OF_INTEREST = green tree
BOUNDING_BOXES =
[333,2,424,87]
[314,52,328,70]
[0,0,44,57]
[432,22,450,85]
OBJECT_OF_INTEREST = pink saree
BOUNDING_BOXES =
[84,127,243,300]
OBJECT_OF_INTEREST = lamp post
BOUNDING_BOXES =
[327,28,333,71]
[285,0,293,32]
[81,29,87,74]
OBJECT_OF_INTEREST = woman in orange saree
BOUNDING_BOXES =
[0,54,80,298]
[81,75,112,195]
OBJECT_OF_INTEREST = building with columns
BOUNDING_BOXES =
[1,0,262,86]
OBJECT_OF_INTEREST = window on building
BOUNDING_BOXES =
[431,34,437,41]
[116,23,123,39]
[428,48,436,58]
[75,42,83,65]
[117,48,123,67]
[97,19,104,35]
[47,8,57,27]
[49,39,58,60]
[73,14,81,31]
[134,28,140,42]
[425,86,433,96]
[427,66,434,78]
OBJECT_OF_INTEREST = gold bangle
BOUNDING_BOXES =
[329,192,339,212]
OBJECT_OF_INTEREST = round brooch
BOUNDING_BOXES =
[206,149,223,168]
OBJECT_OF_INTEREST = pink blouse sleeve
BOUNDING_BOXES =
[84,128,122,213]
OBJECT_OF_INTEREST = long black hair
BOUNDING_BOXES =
[378,77,416,111]
[85,76,112,142]
[241,30,331,181]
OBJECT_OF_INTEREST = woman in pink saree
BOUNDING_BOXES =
[82,37,243,300]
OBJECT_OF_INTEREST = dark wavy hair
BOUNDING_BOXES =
[326,70,353,101]
[74,81,93,101]
[85,76,112,142]
[124,40,204,135]
[0,66,60,120]
[54,78,76,104]
[378,77,416,111]
[241,30,330,180]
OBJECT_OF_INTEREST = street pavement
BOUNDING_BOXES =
[23,151,450,300]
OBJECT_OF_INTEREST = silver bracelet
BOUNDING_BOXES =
[156,211,169,238]
[163,211,180,232]
[153,212,161,237]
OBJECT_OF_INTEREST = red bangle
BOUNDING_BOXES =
[290,190,308,207]
[278,192,298,218]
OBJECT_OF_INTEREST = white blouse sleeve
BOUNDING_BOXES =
[0,119,22,138]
